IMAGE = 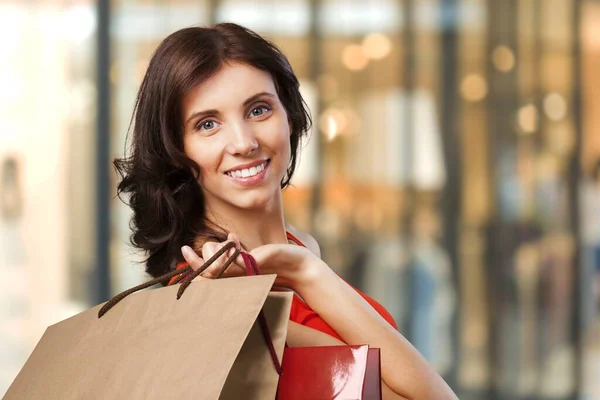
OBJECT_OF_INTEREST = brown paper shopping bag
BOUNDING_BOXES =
[4,273,292,400]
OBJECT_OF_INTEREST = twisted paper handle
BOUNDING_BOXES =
[98,241,237,318]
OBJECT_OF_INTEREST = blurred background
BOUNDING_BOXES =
[1,0,599,398]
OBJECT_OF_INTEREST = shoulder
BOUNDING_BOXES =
[285,223,321,258]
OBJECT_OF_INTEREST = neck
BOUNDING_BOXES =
[204,192,288,250]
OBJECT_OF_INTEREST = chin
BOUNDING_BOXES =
[205,175,283,212]
[232,193,275,210]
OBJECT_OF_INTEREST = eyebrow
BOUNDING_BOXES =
[185,92,276,126]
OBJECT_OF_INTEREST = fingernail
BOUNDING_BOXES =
[182,246,193,257]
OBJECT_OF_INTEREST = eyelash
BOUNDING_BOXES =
[194,104,272,132]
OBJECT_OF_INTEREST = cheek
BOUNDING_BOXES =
[184,140,222,182]
[275,119,292,152]
[197,156,221,183]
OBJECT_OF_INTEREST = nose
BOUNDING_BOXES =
[226,119,259,156]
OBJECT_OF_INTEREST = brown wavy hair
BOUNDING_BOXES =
[113,23,312,279]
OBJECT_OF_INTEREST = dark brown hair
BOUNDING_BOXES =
[113,23,311,279]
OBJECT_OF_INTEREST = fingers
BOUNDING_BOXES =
[180,246,209,282]
[181,234,260,280]
[181,245,205,271]
[195,235,245,279]
[225,233,246,272]
[181,243,237,281]
[226,232,240,248]
[201,242,227,278]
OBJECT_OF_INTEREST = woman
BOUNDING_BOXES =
[115,23,457,399]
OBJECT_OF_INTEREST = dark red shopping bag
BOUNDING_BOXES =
[277,345,382,400]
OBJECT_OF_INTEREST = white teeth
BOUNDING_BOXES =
[227,161,267,179]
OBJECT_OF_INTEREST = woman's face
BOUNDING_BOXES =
[181,63,291,213]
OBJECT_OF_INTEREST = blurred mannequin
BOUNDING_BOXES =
[404,207,455,375]
[0,155,30,396]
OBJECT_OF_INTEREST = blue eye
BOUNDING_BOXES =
[197,120,216,132]
[250,105,271,117]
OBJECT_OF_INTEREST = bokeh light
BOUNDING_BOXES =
[544,92,568,121]
[361,33,392,60]
[492,45,516,72]
[518,103,539,134]
[342,44,368,71]
[460,74,488,102]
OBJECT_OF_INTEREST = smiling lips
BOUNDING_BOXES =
[225,160,269,179]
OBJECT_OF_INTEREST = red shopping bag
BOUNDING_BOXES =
[277,345,381,400]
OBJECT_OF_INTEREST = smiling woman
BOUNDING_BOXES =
[113,23,457,399]
[114,23,310,275]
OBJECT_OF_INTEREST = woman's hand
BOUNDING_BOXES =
[180,233,246,279]
[181,234,329,289]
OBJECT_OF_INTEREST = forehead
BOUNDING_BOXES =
[182,63,277,115]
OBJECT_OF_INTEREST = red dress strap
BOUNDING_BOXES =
[286,231,305,247]
[169,261,190,286]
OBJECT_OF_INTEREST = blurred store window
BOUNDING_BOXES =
[0,1,96,395]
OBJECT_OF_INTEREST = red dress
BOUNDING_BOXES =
[170,232,398,342]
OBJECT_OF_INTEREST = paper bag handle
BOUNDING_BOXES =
[98,242,238,318]
[175,242,240,299]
